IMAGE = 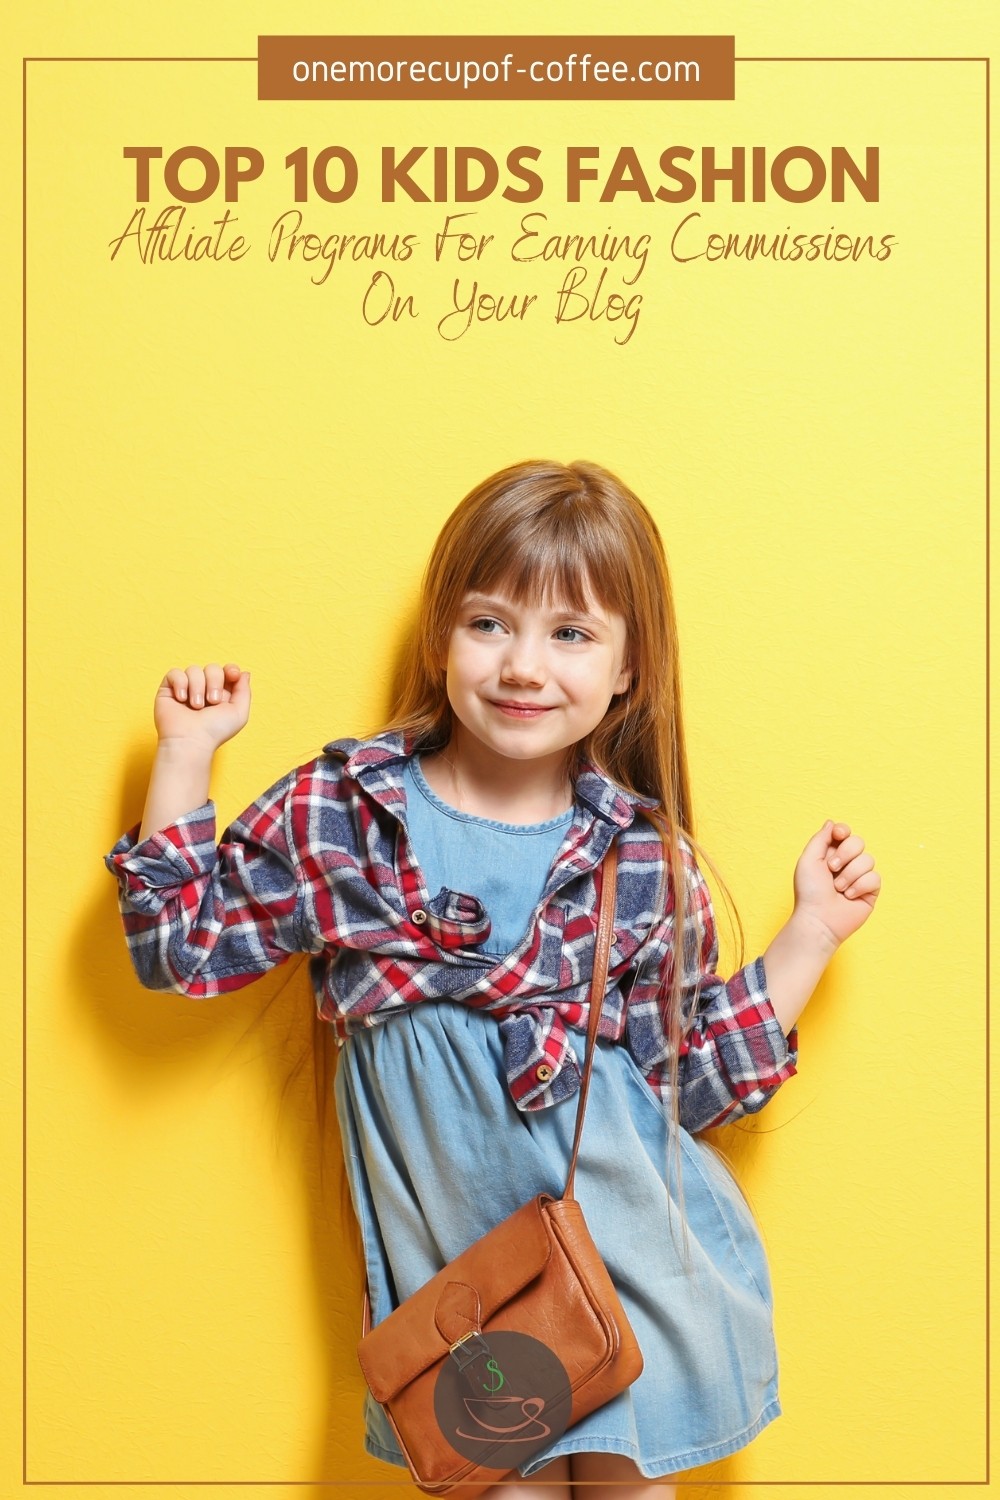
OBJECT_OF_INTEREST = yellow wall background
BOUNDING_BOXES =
[5,2,997,1498]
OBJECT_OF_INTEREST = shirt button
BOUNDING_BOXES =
[535,1063,554,1083]
[412,908,428,925]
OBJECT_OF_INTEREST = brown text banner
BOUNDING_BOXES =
[258,36,735,101]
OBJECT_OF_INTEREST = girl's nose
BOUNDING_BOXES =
[499,635,545,686]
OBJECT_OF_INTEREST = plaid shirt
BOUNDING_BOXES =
[104,731,798,1131]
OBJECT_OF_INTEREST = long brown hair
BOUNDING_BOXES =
[313,459,745,1264]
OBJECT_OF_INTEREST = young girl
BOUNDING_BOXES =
[105,459,880,1500]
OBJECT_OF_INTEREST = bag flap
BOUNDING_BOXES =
[357,1195,553,1403]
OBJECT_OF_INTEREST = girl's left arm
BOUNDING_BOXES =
[632,823,880,1134]
[762,820,881,1036]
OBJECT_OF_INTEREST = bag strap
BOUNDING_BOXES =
[561,837,618,1203]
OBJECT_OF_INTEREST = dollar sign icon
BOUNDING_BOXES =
[482,1358,505,1394]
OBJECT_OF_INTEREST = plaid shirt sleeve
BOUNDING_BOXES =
[672,849,799,1132]
[103,768,319,996]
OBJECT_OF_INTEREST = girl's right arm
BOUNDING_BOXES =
[107,663,320,997]
[138,662,250,841]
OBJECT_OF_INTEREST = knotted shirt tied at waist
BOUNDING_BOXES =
[492,1003,598,1113]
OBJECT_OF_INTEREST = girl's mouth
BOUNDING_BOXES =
[491,700,553,718]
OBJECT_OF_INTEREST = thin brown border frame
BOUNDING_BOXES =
[19,51,991,1488]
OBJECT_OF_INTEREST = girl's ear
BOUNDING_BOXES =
[613,664,632,696]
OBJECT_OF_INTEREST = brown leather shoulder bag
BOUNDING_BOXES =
[355,841,643,1496]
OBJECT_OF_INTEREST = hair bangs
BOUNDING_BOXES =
[464,499,631,618]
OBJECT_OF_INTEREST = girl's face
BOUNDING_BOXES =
[443,585,631,774]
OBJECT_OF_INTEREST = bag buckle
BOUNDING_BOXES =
[448,1329,491,1376]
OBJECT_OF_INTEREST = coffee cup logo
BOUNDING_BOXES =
[434,1331,572,1469]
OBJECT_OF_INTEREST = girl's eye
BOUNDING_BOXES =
[554,626,589,643]
[471,617,503,634]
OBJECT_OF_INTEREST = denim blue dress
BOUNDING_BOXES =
[333,761,781,1481]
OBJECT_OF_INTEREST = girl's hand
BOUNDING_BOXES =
[792,820,881,949]
[152,662,251,753]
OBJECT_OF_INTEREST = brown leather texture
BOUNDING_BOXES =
[358,1195,554,1403]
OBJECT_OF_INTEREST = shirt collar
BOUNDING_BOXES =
[322,729,659,830]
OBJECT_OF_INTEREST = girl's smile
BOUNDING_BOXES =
[490,700,555,717]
